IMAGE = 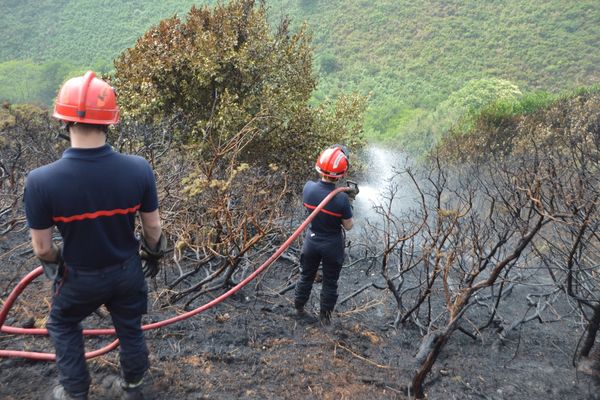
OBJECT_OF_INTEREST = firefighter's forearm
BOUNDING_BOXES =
[143,225,162,249]
[35,245,58,262]
[139,210,162,250]
[30,228,58,262]
[342,218,354,231]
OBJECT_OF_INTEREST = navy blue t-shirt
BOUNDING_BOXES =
[24,144,159,269]
[303,180,353,235]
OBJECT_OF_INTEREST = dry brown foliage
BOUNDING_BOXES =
[357,92,600,398]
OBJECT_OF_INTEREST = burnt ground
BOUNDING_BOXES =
[1,235,600,400]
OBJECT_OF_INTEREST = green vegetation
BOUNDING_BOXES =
[476,85,600,122]
[278,0,600,142]
[0,59,87,105]
[0,0,215,105]
[0,0,213,64]
[1,0,599,146]
[398,78,523,152]
[454,83,600,137]
[437,84,600,163]
[114,1,365,179]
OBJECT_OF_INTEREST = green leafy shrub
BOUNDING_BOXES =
[319,53,342,74]
[437,85,600,163]
[397,78,523,153]
[114,0,366,181]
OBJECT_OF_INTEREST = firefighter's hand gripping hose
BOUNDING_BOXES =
[0,187,351,361]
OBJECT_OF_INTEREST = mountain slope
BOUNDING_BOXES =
[1,0,599,139]
[284,0,600,105]
[277,0,600,140]
[0,0,213,64]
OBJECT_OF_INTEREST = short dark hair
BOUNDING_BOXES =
[65,122,109,134]
[321,174,340,182]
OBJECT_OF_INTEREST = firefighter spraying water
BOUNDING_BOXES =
[293,145,358,326]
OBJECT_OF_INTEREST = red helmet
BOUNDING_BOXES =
[53,71,120,125]
[315,145,349,178]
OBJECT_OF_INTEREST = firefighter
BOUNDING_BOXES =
[24,71,166,400]
[294,145,358,325]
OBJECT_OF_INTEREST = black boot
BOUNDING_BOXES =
[578,348,600,382]
[319,309,332,326]
[46,385,87,400]
[107,377,144,400]
[293,301,318,323]
[294,300,306,316]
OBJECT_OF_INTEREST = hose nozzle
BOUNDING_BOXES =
[346,180,359,194]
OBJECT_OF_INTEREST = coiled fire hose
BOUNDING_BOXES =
[0,187,351,361]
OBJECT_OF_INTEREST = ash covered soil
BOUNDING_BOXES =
[0,238,598,400]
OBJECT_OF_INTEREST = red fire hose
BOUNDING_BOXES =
[0,187,350,361]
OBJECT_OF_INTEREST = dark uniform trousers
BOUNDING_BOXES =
[47,254,149,395]
[295,230,345,312]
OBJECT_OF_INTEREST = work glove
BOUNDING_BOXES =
[346,187,359,201]
[40,243,65,281]
[140,233,167,278]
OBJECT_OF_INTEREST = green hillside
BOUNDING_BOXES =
[0,0,214,64]
[281,1,600,100]
[1,0,599,141]
[277,0,600,141]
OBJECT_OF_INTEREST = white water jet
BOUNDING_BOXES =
[350,145,416,223]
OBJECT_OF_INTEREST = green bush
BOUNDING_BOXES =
[396,78,523,153]
[319,53,342,74]
[114,0,366,180]
[454,84,600,135]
